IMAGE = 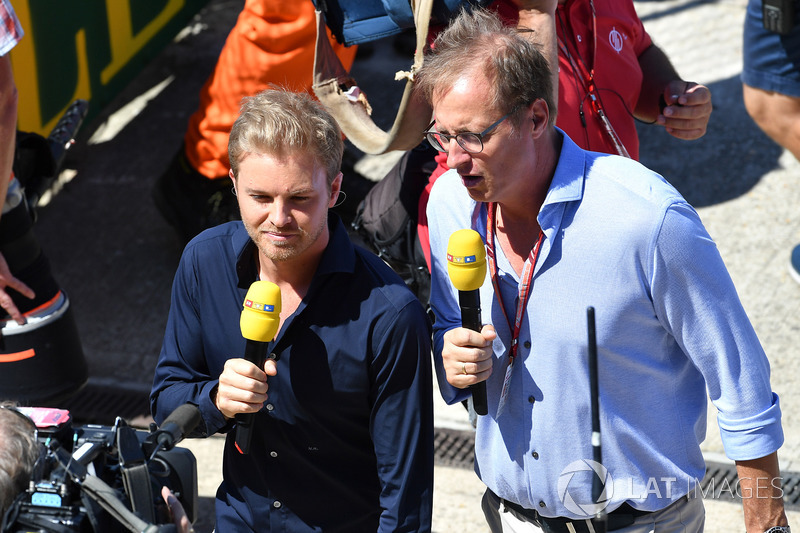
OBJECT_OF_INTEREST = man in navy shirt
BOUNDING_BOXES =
[150,89,434,532]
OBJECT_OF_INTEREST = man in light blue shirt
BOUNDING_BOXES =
[419,7,789,533]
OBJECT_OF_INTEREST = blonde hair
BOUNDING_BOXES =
[228,88,344,184]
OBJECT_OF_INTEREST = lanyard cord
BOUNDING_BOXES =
[556,0,631,158]
[485,202,544,361]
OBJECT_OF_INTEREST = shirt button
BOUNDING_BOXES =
[273,500,282,508]
[265,403,274,411]
[270,451,278,458]
[531,451,539,459]
[528,396,535,404]
[524,341,531,349]
[539,501,546,508]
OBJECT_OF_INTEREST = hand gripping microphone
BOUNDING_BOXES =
[235,281,281,455]
[446,229,488,416]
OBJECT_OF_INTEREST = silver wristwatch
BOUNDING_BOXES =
[764,526,791,533]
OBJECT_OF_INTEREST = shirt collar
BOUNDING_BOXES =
[543,127,587,208]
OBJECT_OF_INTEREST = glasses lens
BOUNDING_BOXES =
[456,133,483,154]
[426,132,447,152]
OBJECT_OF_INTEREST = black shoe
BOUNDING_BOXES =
[153,147,239,243]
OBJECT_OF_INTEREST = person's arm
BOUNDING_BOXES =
[370,299,434,532]
[651,203,786,531]
[0,55,16,212]
[0,54,34,325]
[150,250,234,437]
[635,44,712,140]
[736,452,789,533]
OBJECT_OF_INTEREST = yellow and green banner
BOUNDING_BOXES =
[10,0,209,136]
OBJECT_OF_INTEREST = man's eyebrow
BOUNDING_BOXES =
[287,187,316,196]
[243,186,317,195]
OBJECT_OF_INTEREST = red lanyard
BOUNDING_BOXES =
[485,202,544,361]
[556,0,630,158]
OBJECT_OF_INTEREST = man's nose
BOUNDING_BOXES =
[268,199,292,227]
[446,138,471,169]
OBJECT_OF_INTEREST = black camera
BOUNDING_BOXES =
[1,405,199,532]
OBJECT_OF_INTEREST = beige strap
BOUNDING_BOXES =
[312,0,434,154]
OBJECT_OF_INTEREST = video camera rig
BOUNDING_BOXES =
[1,404,200,533]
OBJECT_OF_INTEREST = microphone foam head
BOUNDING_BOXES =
[446,229,486,291]
[240,281,281,342]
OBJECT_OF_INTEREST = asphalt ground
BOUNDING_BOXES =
[22,0,800,530]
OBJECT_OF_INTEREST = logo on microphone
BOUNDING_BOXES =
[557,459,612,517]
[244,299,275,313]
[447,253,478,264]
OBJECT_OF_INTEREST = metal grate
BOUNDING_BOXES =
[434,427,475,469]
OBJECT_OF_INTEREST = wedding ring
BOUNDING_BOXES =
[462,363,468,375]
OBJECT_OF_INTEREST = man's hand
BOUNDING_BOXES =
[441,324,497,388]
[214,358,277,419]
[657,80,712,140]
[161,486,193,533]
[0,251,34,325]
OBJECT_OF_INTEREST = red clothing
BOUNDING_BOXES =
[554,0,652,160]
[419,0,653,270]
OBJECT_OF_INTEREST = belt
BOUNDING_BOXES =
[499,494,688,533]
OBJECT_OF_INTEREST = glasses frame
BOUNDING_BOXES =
[423,108,516,154]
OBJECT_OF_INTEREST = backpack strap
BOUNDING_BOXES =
[312,0,434,154]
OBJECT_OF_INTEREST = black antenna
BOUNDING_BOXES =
[587,306,607,533]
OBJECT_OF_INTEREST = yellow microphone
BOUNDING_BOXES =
[446,229,488,416]
[240,281,281,343]
[235,281,281,454]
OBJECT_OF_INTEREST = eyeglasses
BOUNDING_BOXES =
[423,110,515,154]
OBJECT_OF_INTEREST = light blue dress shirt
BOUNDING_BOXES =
[427,130,783,519]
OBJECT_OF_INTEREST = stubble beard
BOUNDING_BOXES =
[245,217,328,263]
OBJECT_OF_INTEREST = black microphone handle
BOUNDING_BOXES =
[158,403,202,447]
[458,289,488,416]
[235,340,270,455]
[144,403,201,457]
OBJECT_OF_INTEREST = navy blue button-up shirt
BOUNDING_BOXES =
[151,215,434,532]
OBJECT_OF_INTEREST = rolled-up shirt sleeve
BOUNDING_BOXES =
[651,202,784,460]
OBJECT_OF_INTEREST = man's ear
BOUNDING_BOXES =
[229,169,238,196]
[529,99,549,137]
[328,171,344,208]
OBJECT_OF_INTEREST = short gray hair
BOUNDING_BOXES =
[228,88,344,185]
[415,7,556,126]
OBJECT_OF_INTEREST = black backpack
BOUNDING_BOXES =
[351,143,437,307]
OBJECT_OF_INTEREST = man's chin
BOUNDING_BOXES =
[257,241,300,263]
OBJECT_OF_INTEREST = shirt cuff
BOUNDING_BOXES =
[198,380,233,436]
[718,392,785,461]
